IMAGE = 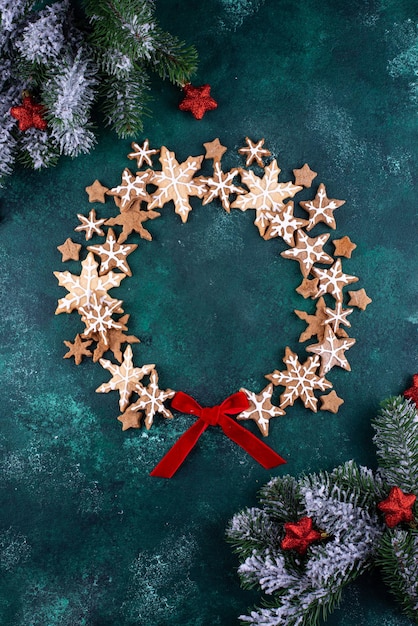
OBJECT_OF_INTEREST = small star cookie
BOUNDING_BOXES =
[333,235,357,258]
[117,407,143,430]
[57,238,82,262]
[85,180,109,203]
[320,390,344,413]
[203,138,227,163]
[293,164,317,188]
[347,288,372,310]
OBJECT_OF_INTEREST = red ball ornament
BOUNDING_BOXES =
[281,516,323,555]
[404,374,418,407]
[377,486,416,528]
[178,83,217,120]
[10,94,48,132]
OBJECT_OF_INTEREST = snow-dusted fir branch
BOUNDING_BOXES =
[100,69,151,138]
[228,394,418,625]
[372,396,418,494]
[227,463,384,626]
[1,0,197,184]
[83,0,197,134]
[376,529,418,623]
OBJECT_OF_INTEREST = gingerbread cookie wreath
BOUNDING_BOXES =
[55,137,371,477]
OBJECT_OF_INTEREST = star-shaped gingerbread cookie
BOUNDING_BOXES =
[87,228,138,275]
[117,407,143,430]
[57,238,82,262]
[347,288,372,310]
[293,163,317,188]
[332,235,357,258]
[75,209,106,240]
[238,137,271,167]
[85,180,109,203]
[306,325,356,376]
[312,259,358,302]
[300,183,345,231]
[203,138,227,164]
[63,334,93,365]
[320,390,344,413]
[127,139,159,168]
[281,230,333,278]
[237,384,285,436]
[131,369,175,429]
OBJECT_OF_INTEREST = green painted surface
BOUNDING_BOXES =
[0,0,417,624]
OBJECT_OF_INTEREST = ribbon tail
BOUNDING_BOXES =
[150,419,208,478]
[220,416,286,469]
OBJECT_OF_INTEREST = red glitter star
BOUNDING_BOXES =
[404,374,418,407]
[178,83,217,120]
[377,486,416,528]
[281,516,323,554]
[10,95,47,132]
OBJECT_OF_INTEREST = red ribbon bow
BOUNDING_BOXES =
[150,391,286,478]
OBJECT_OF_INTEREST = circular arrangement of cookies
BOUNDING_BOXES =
[54,137,372,450]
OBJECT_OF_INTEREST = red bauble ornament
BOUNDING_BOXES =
[178,83,218,120]
[404,374,418,407]
[281,516,323,554]
[377,486,416,528]
[10,95,48,132]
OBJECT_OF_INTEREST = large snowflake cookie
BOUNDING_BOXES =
[54,137,371,441]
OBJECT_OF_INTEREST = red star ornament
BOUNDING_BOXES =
[10,95,48,132]
[179,83,218,119]
[281,516,323,554]
[404,374,418,407]
[377,486,416,528]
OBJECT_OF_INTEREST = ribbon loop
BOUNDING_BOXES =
[171,391,203,415]
[150,391,286,478]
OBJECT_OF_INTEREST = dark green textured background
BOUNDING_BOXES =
[0,0,417,624]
